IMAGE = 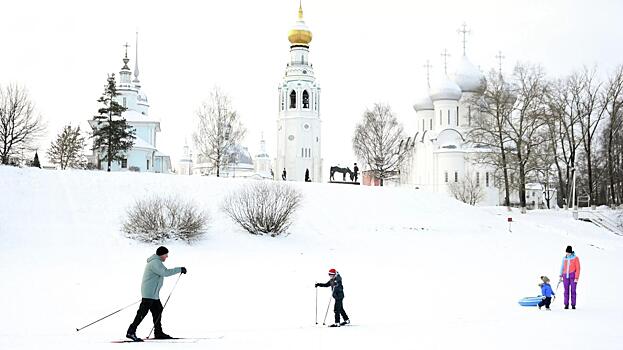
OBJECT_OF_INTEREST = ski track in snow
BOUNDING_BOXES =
[0,166,622,349]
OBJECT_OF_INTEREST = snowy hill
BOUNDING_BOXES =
[0,166,622,350]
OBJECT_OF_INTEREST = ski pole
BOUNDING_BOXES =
[315,286,318,325]
[147,273,183,339]
[76,299,141,332]
[322,296,332,325]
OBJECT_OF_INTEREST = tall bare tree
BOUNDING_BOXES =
[467,69,515,207]
[0,84,45,165]
[352,103,408,186]
[601,65,623,205]
[506,63,549,212]
[577,67,607,206]
[48,125,86,170]
[545,74,585,207]
[193,87,246,177]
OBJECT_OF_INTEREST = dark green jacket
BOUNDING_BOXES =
[140,254,181,299]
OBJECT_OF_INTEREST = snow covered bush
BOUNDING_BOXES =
[222,182,302,236]
[122,196,209,243]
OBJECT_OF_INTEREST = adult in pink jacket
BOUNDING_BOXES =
[559,245,581,309]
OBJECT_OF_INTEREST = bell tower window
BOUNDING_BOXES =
[303,90,309,109]
[289,90,297,109]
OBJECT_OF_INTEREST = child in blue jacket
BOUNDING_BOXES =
[538,276,555,310]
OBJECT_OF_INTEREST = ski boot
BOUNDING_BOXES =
[154,331,174,340]
[126,332,143,342]
[328,323,340,328]
[340,319,350,326]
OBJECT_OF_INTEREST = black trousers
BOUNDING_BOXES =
[127,298,164,334]
[538,297,552,309]
[334,298,349,324]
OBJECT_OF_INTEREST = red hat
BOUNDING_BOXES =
[328,268,337,275]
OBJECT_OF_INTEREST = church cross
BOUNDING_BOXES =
[457,23,470,56]
[423,60,432,87]
[123,42,130,58]
[495,50,505,75]
[441,49,450,74]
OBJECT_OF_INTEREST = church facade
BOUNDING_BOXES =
[275,4,322,182]
[89,37,171,173]
[400,30,499,205]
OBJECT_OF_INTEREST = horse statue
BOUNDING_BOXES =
[330,166,354,182]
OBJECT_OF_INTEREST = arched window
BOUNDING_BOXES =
[289,90,297,109]
[303,90,310,109]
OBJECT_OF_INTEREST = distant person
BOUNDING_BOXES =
[353,163,359,182]
[126,246,187,342]
[270,168,274,180]
[559,245,580,309]
[305,168,311,182]
[538,276,555,311]
[316,269,350,327]
[282,168,287,181]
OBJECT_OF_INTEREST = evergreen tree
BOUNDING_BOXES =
[48,125,86,169]
[32,151,41,168]
[91,74,135,172]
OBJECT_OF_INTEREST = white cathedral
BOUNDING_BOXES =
[399,28,499,205]
[275,4,322,182]
[88,37,171,174]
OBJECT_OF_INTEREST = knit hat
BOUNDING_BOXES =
[565,245,573,254]
[156,246,169,256]
[328,268,337,275]
[540,276,550,283]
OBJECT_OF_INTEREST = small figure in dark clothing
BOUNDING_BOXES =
[353,163,359,182]
[305,168,311,182]
[315,268,350,327]
[282,168,287,181]
[538,275,555,310]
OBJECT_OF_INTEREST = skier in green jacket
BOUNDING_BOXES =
[126,246,186,342]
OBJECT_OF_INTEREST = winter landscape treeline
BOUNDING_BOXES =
[2,62,623,209]
[467,63,623,209]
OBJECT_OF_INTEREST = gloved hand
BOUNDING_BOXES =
[181,267,187,274]
[315,283,319,287]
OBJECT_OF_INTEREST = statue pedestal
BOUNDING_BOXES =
[329,180,361,185]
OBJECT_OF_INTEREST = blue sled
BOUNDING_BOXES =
[518,296,544,307]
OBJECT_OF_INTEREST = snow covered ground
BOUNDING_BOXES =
[1,166,622,349]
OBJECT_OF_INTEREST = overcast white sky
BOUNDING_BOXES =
[1,0,622,170]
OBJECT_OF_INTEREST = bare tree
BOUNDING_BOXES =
[448,171,485,205]
[505,63,549,212]
[600,65,623,205]
[544,74,585,207]
[468,69,515,207]
[0,84,45,165]
[47,125,86,170]
[577,67,607,206]
[193,87,246,177]
[352,103,408,186]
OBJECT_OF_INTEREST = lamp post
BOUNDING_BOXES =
[571,167,578,220]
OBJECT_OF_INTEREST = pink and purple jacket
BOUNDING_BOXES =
[560,253,581,280]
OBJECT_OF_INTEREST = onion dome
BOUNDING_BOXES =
[430,75,462,101]
[288,4,312,46]
[454,56,485,92]
[413,92,434,111]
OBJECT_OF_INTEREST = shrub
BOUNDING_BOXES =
[222,182,302,236]
[122,196,209,243]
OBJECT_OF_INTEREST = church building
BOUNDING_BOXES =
[400,26,499,205]
[89,35,171,173]
[275,3,322,182]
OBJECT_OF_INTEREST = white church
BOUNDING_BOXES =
[275,4,322,182]
[89,37,171,174]
[399,27,499,205]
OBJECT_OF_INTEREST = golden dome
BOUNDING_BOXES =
[288,4,312,46]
